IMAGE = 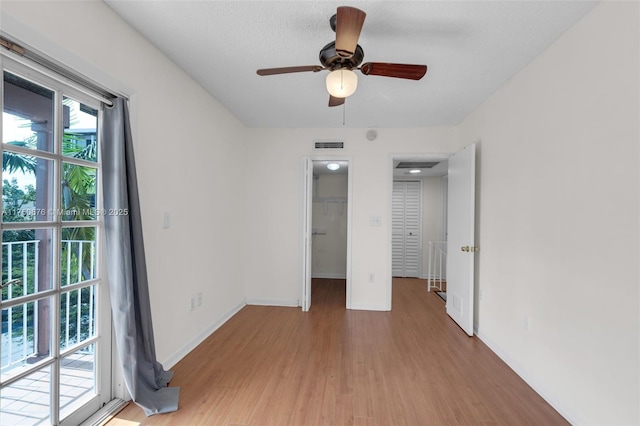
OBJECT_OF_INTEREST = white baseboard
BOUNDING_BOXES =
[312,273,347,279]
[162,300,246,369]
[475,328,580,425]
[245,298,299,307]
[349,303,389,311]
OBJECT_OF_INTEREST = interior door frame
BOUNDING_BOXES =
[387,153,451,310]
[302,155,353,310]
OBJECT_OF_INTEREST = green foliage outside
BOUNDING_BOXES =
[2,120,97,355]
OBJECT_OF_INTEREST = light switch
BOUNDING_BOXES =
[370,215,381,227]
[162,212,171,229]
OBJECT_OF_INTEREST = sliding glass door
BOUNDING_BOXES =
[1,59,112,425]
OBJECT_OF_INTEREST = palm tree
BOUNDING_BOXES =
[3,129,98,282]
[2,139,37,175]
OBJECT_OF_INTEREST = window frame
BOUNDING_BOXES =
[1,55,113,426]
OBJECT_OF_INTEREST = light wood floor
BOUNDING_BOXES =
[106,278,567,425]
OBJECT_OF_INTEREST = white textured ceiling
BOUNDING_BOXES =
[104,0,598,128]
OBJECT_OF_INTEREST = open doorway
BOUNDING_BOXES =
[389,155,449,308]
[388,146,477,336]
[302,158,352,311]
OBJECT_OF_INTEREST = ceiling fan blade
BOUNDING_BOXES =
[360,63,427,80]
[257,65,324,76]
[328,95,345,107]
[335,6,366,58]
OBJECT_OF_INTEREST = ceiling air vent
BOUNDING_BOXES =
[314,140,344,149]
[396,161,439,169]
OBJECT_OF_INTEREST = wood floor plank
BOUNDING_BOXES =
[333,393,355,425]
[105,278,567,426]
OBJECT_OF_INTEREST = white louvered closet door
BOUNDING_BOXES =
[392,181,421,277]
[392,181,405,276]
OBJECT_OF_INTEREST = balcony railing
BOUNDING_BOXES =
[1,239,95,373]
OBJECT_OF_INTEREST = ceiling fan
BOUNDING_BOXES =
[256,6,428,107]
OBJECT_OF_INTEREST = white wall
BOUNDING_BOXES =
[312,174,348,278]
[243,127,457,309]
[1,1,248,367]
[458,2,639,424]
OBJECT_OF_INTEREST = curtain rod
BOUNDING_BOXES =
[1,37,115,107]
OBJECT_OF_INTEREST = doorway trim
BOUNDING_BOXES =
[387,153,451,310]
[302,156,353,310]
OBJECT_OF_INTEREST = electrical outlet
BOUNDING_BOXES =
[368,273,375,283]
[196,292,202,307]
[190,297,195,311]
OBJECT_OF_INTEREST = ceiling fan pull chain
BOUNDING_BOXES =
[343,102,346,126]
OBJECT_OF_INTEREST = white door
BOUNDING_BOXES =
[302,158,313,311]
[392,181,405,276]
[445,143,476,336]
[404,181,421,277]
[1,60,112,425]
[392,181,421,277]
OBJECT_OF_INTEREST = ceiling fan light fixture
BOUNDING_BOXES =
[326,69,358,98]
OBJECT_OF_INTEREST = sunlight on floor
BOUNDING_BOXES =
[105,420,140,426]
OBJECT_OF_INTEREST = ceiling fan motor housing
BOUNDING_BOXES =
[319,41,364,70]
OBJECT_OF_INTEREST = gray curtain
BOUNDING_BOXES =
[101,98,180,415]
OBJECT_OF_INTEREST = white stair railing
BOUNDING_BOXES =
[427,241,447,292]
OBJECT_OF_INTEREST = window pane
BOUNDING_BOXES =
[2,65,106,425]
[60,227,96,287]
[61,163,97,220]
[2,229,54,300]
[2,154,55,222]
[59,285,96,350]
[1,297,53,382]
[62,97,97,162]
[60,343,96,420]
[3,72,55,153]
[0,365,52,425]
